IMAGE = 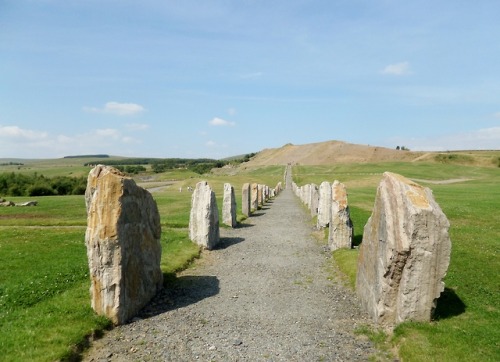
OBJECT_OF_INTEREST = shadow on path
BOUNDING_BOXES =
[138,274,220,320]
[214,237,245,250]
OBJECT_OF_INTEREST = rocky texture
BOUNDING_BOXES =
[317,181,331,229]
[189,181,220,250]
[250,183,259,211]
[223,183,237,228]
[356,172,452,329]
[241,183,251,217]
[85,165,163,325]
[257,184,264,206]
[83,173,377,361]
[328,180,353,251]
[309,183,319,217]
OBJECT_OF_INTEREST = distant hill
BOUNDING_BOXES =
[243,140,421,166]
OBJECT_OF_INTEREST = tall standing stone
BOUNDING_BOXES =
[189,181,220,250]
[309,183,319,217]
[251,183,259,211]
[85,165,163,325]
[223,183,237,228]
[257,184,264,206]
[317,181,332,228]
[328,180,353,250]
[241,183,251,217]
[356,172,452,328]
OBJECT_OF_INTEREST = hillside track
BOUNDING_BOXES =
[83,179,376,361]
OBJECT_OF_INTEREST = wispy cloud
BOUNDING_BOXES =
[126,123,150,131]
[227,108,237,116]
[0,125,142,158]
[209,117,236,126]
[0,125,48,140]
[494,112,500,119]
[381,61,411,76]
[83,101,145,116]
[206,140,217,147]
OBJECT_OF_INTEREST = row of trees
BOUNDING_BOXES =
[84,154,258,175]
[0,173,87,197]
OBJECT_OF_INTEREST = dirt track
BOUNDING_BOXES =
[83,177,376,361]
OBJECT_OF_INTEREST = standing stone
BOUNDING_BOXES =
[317,181,332,228]
[251,183,259,211]
[189,181,220,250]
[310,183,319,217]
[328,180,353,250]
[356,172,452,328]
[223,183,237,228]
[241,183,251,217]
[302,184,311,207]
[257,184,264,206]
[85,165,163,325]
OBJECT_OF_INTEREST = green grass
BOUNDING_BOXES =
[293,163,500,361]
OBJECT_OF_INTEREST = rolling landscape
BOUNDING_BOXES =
[1,140,499,361]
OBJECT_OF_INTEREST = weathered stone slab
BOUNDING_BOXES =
[223,183,237,228]
[317,181,331,228]
[189,181,220,250]
[85,165,163,325]
[309,183,319,217]
[257,184,264,206]
[251,183,259,211]
[328,180,353,250]
[241,183,251,217]
[356,172,452,328]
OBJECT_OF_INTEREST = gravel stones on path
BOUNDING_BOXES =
[83,186,376,361]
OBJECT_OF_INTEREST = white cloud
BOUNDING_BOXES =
[126,123,150,131]
[206,140,217,147]
[0,125,142,158]
[494,112,500,119]
[0,125,48,140]
[381,61,411,76]
[386,127,500,151]
[209,117,236,126]
[227,108,237,116]
[83,101,145,116]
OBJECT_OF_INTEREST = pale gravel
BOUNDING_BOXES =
[82,178,377,362]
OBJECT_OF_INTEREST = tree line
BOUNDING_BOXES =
[0,173,87,197]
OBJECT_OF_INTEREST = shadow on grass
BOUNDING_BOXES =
[352,234,363,247]
[433,287,466,320]
[138,274,220,320]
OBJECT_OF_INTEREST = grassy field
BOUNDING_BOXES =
[0,161,284,361]
[292,161,500,362]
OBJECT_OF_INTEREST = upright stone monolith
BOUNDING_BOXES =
[328,180,353,250]
[310,183,319,217]
[317,181,331,228]
[242,183,251,217]
[85,165,163,325]
[356,172,452,329]
[251,183,259,211]
[223,183,237,228]
[189,181,220,250]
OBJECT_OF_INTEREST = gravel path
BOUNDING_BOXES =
[83,177,376,361]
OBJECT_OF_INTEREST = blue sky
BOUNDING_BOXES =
[1,0,499,159]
